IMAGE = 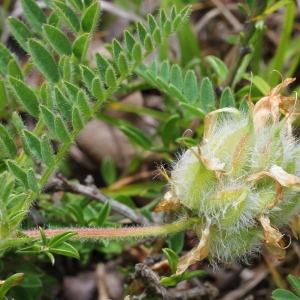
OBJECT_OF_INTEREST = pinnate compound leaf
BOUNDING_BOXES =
[48,231,77,248]
[7,160,28,189]
[8,18,33,52]
[200,77,215,113]
[53,1,80,33]
[184,70,198,104]
[43,24,72,56]
[20,0,46,35]
[0,44,13,75]
[81,1,101,33]
[9,76,39,117]
[72,33,90,62]
[28,39,60,83]
[50,242,80,259]
[0,124,17,158]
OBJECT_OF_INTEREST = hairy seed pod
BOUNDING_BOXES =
[155,78,300,274]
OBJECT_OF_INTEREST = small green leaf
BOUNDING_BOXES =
[153,28,162,45]
[144,34,154,52]
[77,89,91,116]
[160,61,169,83]
[28,39,60,83]
[0,44,13,75]
[272,289,300,300]
[43,24,72,56]
[53,1,80,33]
[81,65,95,91]
[205,56,228,82]
[23,130,42,161]
[170,6,177,21]
[119,125,153,150]
[40,105,57,137]
[50,242,80,259]
[48,231,77,248]
[220,87,235,108]
[55,87,72,121]
[97,201,111,226]
[137,21,148,45]
[40,82,54,108]
[162,114,179,147]
[287,275,300,297]
[173,15,182,31]
[105,66,117,88]
[184,70,198,104]
[0,124,17,158]
[72,106,84,131]
[40,134,55,167]
[160,9,167,27]
[8,18,32,52]
[8,58,23,80]
[96,53,110,81]
[169,84,187,103]
[9,76,39,117]
[112,39,124,62]
[117,53,129,74]
[124,30,135,57]
[160,276,178,287]
[0,80,8,110]
[162,248,178,274]
[163,19,172,37]
[0,273,24,299]
[68,0,83,12]
[12,113,31,155]
[7,160,28,189]
[21,0,46,35]
[27,168,40,193]
[81,1,101,33]
[200,77,215,113]
[132,42,143,62]
[73,33,90,62]
[64,81,80,103]
[170,64,183,92]
[55,115,71,143]
[180,270,206,281]
[180,103,206,118]
[100,157,117,186]
[58,55,73,81]
[92,77,105,103]
[39,227,47,246]
[148,14,158,35]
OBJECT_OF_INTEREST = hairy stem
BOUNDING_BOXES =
[22,219,193,240]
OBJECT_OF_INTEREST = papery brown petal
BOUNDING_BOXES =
[258,215,283,243]
[270,78,296,96]
[176,223,210,275]
[198,146,225,172]
[154,190,179,212]
[269,165,300,187]
[264,241,286,260]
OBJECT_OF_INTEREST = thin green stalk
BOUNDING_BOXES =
[22,219,193,240]
[223,0,268,88]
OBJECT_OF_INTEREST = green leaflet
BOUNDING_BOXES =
[23,130,42,161]
[7,160,28,189]
[72,33,90,62]
[199,77,215,113]
[9,76,39,117]
[28,39,60,83]
[184,70,198,104]
[81,1,101,33]
[40,134,55,167]
[0,44,13,75]
[0,124,17,158]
